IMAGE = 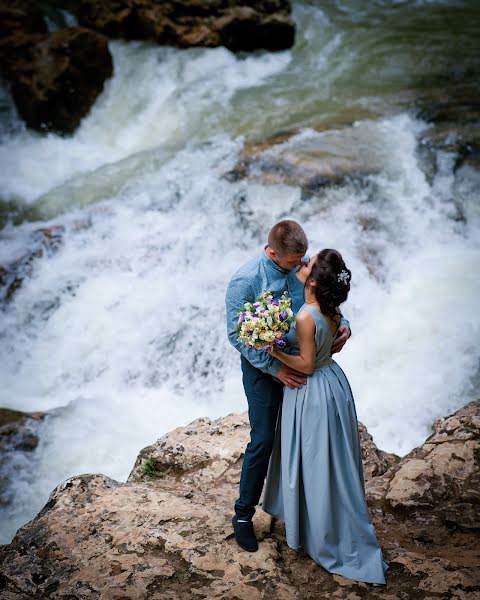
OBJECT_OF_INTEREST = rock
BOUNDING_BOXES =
[61,0,295,52]
[0,225,64,303]
[224,122,387,197]
[366,399,480,532]
[0,1,293,134]
[416,71,480,171]
[225,70,480,195]
[0,0,47,36]
[0,408,47,506]
[0,408,46,443]
[357,421,400,480]
[0,404,479,598]
[416,72,479,128]
[128,412,396,486]
[128,413,250,486]
[387,550,479,595]
[0,25,113,134]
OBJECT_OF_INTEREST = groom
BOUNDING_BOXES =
[225,220,351,552]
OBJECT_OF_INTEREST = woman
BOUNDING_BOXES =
[262,249,389,585]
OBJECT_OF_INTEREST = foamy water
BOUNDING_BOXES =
[0,43,291,205]
[1,1,479,543]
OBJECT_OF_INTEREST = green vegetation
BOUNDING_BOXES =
[142,458,169,480]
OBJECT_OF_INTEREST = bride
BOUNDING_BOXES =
[262,249,389,585]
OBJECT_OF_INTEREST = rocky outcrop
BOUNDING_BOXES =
[225,68,480,195]
[0,403,479,599]
[57,0,295,52]
[416,71,480,172]
[0,408,46,453]
[366,399,480,532]
[0,408,47,507]
[224,121,386,198]
[357,421,400,480]
[0,13,113,134]
[128,413,399,486]
[0,225,64,303]
[0,0,47,36]
[0,1,294,134]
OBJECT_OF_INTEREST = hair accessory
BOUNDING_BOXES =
[337,270,350,285]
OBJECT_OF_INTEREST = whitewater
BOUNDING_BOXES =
[0,1,479,543]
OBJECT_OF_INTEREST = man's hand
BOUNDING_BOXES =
[332,325,350,354]
[277,364,307,389]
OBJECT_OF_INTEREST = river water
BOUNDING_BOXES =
[0,0,479,542]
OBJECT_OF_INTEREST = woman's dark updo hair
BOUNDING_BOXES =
[309,249,351,318]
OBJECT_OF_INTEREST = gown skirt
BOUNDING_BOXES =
[262,357,389,585]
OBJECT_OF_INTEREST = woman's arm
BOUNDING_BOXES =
[269,311,317,375]
[295,253,317,285]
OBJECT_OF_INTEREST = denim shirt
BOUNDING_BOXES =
[225,251,350,377]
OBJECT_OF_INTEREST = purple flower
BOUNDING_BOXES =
[239,312,246,322]
[252,312,258,318]
[274,339,286,348]
[272,300,279,306]
[279,310,288,322]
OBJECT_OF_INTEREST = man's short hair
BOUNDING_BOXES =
[267,220,308,256]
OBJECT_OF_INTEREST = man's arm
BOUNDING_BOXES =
[340,315,351,334]
[332,315,351,354]
[225,275,282,377]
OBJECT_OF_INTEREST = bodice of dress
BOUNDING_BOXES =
[284,303,339,369]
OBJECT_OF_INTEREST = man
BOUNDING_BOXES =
[225,220,351,552]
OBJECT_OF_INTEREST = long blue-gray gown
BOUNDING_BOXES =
[262,304,389,585]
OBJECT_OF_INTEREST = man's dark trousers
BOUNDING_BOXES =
[235,355,284,521]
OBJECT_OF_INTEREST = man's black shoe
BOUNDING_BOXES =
[231,516,258,552]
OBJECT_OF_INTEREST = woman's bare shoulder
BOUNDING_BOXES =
[295,309,316,327]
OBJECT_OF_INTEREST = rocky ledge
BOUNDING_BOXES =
[224,119,387,199]
[0,1,113,134]
[0,400,479,599]
[0,408,47,510]
[224,66,480,198]
[0,0,294,134]
[0,225,65,304]
[60,0,295,52]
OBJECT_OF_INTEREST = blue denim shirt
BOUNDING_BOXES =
[225,251,350,377]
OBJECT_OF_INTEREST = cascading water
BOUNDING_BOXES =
[1,1,479,543]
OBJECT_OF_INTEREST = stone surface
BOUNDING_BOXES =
[416,71,480,172]
[63,0,295,52]
[225,69,480,197]
[224,121,389,197]
[0,225,64,303]
[0,24,113,134]
[0,1,294,134]
[0,0,47,37]
[366,399,480,532]
[129,413,399,487]
[0,408,47,507]
[0,408,46,452]
[0,403,479,599]
[357,421,400,480]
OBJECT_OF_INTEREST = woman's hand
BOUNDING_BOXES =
[295,253,317,284]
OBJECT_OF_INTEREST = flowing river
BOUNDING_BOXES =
[0,0,479,543]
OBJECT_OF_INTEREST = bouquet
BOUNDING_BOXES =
[237,291,294,350]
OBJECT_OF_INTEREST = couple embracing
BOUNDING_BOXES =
[225,220,389,586]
